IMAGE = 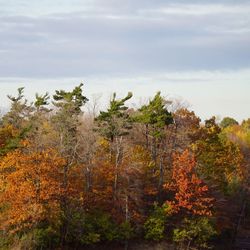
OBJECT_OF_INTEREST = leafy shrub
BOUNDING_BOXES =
[81,232,101,245]
[144,203,172,241]
[118,221,134,240]
[19,226,59,250]
[0,230,13,249]
[173,217,217,249]
[67,209,134,245]
[224,175,242,195]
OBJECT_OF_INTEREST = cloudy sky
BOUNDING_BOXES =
[0,0,250,121]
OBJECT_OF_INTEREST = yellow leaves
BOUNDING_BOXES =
[130,145,151,163]
[97,138,110,149]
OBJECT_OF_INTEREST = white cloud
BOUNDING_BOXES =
[0,7,249,78]
[0,0,249,121]
[140,4,250,16]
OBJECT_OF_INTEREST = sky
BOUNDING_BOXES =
[0,0,250,121]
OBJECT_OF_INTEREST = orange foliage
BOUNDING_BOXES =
[164,150,213,216]
[88,144,150,223]
[0,146,66,233]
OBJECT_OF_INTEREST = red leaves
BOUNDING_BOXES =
[164,150,214,216]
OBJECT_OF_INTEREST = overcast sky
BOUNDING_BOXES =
[0,0,250,121]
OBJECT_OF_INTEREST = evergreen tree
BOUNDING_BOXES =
[135,92,173,198]
[95,92,133,143]
[2,87,33,129]
[95,92,133,200]
[52,83,88,245]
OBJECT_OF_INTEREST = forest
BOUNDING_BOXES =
[0,84,249,250]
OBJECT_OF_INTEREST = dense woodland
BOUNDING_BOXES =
[0,84,249,249]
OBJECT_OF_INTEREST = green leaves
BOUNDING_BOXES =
[139,92,172,124]
[173,217,217,249]
[136,91,173,138]
[67,210,134,245]
[193,117,243,192]
[220,117,238,129]
[95,92,133,142]
[53,83,88,114]
[51,84,88,154]
[144,203,172,241]
[7,87,24,103]
[34,92,50,109]
[3,87,32,130]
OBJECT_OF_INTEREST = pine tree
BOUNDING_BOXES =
[52,83,88,245]
[135,92,173,198]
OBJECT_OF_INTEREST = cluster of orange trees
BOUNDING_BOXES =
[0,85,248,249]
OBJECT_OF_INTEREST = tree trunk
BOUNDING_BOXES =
[114,137,123,199]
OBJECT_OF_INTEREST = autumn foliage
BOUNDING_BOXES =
[164,150,213,216]
[0,146,66,233]
[0,85,248,249]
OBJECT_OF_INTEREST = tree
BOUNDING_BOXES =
[193,117,243,192]
[171,108,200,151]
[144,203,172,241]
[0,125,24,157]
[52,83,88,172]
[0,146,65,234]
[2,87,33,130]
[164,150,213,216]
[95,92,133,197]
[136,92,173,149]
[0,85,248,249]
[135,92,173,199]
[0,88,34,155]
[28,92,52,151]
[95,92,133,143]
[173,217,216,249]
[90,143,147,225]
[52,83,88,245]
[220,117,238,129]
